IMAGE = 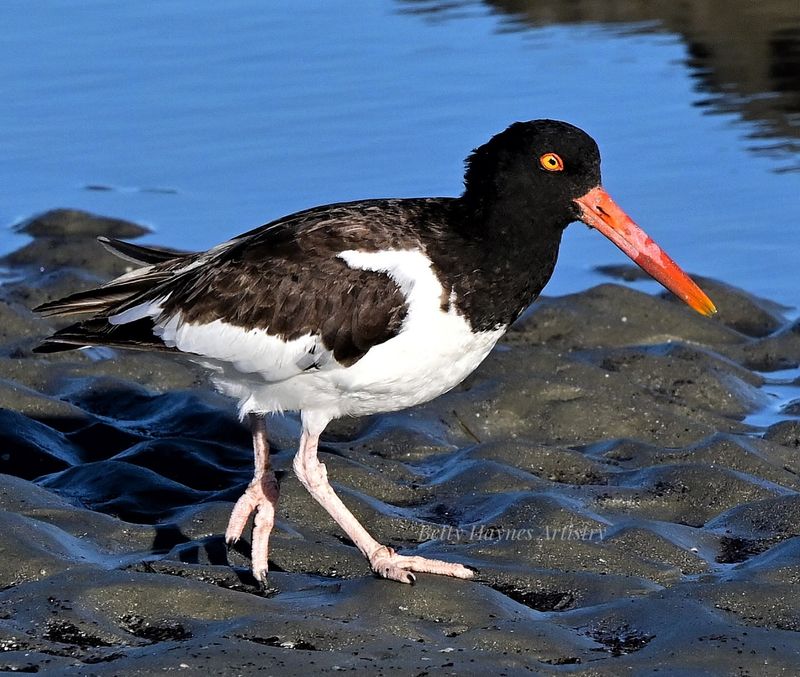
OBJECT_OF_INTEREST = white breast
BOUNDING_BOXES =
[306,248,506,417]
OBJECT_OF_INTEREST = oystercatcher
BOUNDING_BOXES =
[35,120,716,584]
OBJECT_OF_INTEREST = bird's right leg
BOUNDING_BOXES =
[225,412,279,583]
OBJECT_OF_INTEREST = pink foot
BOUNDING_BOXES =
[369,545,475,584]
[225,474,279,583]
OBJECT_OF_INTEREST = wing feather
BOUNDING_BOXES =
[97,236,189,265]
[33,199,430,367]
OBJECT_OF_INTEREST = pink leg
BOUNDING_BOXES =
[225,413,279,583]
[292,416,474,584]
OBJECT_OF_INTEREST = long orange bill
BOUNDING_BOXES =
[574,185,717,316]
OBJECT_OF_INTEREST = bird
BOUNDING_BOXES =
[34,120,716,585]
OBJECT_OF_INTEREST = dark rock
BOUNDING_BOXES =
[14,209,150,239]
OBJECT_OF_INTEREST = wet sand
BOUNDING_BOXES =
[0,210,798,674]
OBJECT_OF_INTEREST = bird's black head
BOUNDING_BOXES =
[462,119,601,233]
[459,118,717,318]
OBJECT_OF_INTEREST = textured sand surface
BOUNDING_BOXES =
[0,210,798,674]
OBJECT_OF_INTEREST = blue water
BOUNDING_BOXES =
[1,1,798,309]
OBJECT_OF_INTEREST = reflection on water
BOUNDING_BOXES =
[403,0,800,171]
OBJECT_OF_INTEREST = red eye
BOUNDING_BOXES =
[539,152,564,172]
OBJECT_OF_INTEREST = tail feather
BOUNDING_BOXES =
[33,317,174,353]
[34,273,172,317]
[33,237,197,353]
[35,236,189,318]
[97,236,189,265]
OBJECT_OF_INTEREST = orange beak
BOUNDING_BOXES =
[574,186,717,316]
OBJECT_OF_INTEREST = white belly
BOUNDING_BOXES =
[209,313,504,419]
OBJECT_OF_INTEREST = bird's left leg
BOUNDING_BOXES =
[293,414,474,584]
[225,412,279,583]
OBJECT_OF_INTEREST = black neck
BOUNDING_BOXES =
[419,195,567,332]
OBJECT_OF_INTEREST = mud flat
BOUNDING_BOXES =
[0,209,798,674]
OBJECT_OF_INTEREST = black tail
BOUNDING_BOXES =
[34,276,171,317]
[33,236,193,352]
[34,236,191,317]
[33,317,175,353]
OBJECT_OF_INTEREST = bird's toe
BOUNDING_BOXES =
[369,546,472,583]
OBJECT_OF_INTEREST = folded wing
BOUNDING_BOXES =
[34,205,414,379]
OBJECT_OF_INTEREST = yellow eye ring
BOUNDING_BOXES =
[539,152,564,172]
